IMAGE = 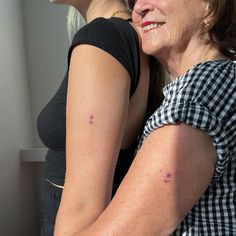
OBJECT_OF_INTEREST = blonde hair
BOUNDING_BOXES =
[67,6,86,42]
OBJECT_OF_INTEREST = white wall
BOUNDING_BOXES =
[0,0,69,235]
[22,0,69,147]
[0,0,33,235]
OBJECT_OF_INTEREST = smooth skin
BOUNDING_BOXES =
[55,45,129,235]
[54,1,150,235]
[57,0,222,235]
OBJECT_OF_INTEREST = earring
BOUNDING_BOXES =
[204,21,211,30]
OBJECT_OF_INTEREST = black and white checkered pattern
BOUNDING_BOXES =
[138,60,236,235]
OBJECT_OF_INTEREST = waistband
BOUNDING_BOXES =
[45,178,64,189]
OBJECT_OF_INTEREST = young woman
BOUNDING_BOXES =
[37,0,163,235]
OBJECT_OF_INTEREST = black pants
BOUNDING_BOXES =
[40,178,63,236]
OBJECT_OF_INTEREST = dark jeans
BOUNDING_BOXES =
[40,178,63,236]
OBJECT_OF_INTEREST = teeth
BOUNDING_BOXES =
[143,23,162,31]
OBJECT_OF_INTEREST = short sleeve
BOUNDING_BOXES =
[139,60,236,181]
[67,17,140,96]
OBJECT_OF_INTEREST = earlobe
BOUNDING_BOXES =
[202,2,214,29]
[203,21,211,30]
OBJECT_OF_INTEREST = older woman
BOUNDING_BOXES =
[65,0,236,235]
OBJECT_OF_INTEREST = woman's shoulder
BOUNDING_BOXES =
[185,59,235,83]
[67,17,141,90]
[188,59,236,78]
[156,59,236,128]
[140,59,236,148]
[164,59,236,96]
[72,17,138,46]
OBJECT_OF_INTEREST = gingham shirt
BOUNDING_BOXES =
[138,60,236,235]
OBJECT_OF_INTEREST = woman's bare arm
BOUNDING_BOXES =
[77,123,217,235]
[54,44,131,236]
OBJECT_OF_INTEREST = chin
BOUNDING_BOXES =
[142,42,160,57]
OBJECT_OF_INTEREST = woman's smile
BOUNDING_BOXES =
[141,21,165,33]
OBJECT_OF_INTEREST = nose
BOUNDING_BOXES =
[133,0,154,17]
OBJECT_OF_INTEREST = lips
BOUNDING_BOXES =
[141,21,165,33]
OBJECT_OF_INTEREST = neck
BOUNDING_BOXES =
[158,41,226,81]
[75,0,129,23]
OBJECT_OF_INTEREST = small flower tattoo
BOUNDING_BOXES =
[89,115,94,124]
[164,171,173,183]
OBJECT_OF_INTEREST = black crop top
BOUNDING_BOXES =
[37,17,141,193]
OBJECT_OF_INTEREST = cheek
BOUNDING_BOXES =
[167,9,188,42]
[168,22,182,43]
[132,11,140,26]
